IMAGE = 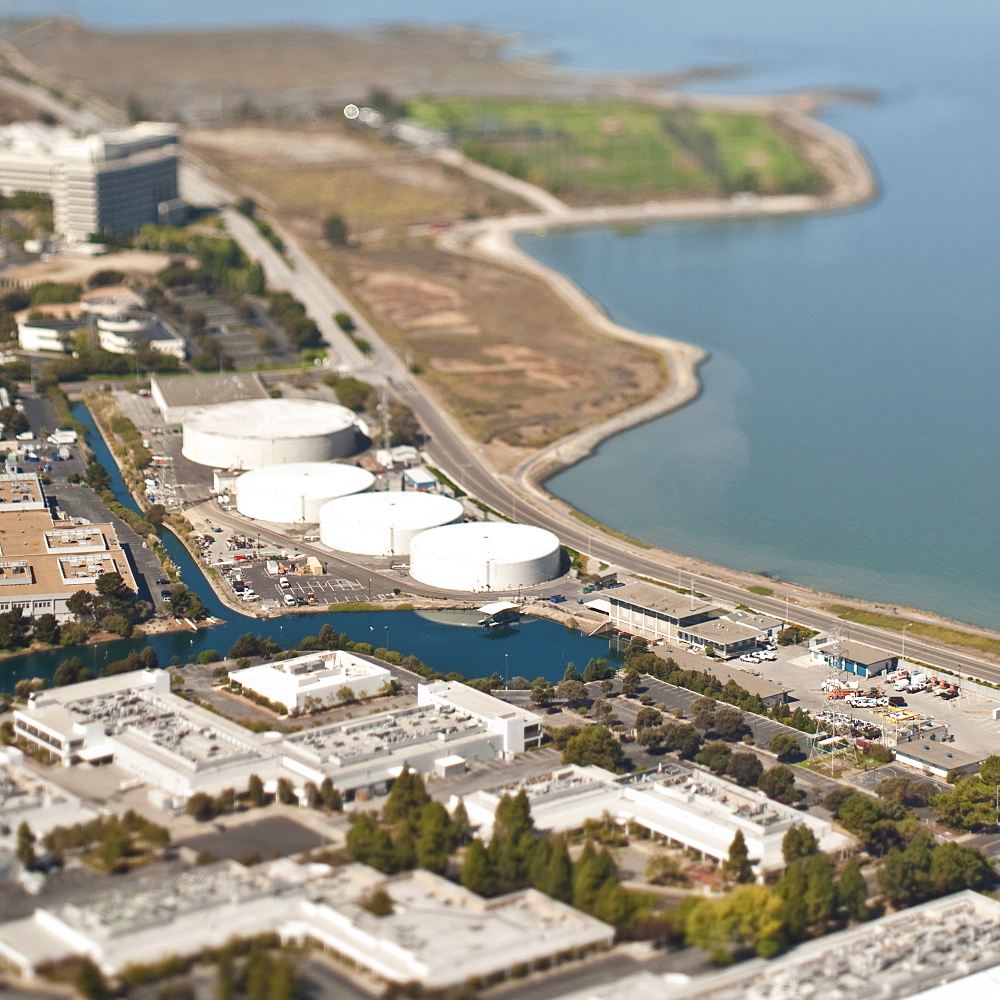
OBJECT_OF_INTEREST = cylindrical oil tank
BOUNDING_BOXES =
[319,491,463,556]
[182,398,357,469]
[235,462,374,523]
[409,522,561,592]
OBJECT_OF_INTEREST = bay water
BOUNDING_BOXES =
[5,1,998,627]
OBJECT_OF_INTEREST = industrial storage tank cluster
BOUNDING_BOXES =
[182,399,357,469]
[234,462,374,524]
[409,523,561,592]
[318,492,463,557]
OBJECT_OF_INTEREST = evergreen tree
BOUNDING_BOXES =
[450,800,471,847]
[837,858,868,921]
[383,767,430,831]
[781,823,819,864]
[804,854,837,929]
[722,829,754,883]
[620,670,640,698]
[319,777,342,811]
[267,957,296,1000]
[562,662,581,682]
[776,861,809,942]
[247,773,265,807]
[215,950,235,1000]
[460,838,495,896]
[415,801,452,874]
[15,821,34,868]
[541,836,574,903]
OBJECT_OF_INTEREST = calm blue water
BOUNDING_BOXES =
[7,2,999,627]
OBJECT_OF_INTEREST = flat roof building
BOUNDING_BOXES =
[150,372,269,424]
[13,668,539,804]
[228,649,391,713]
[458,763,850,876]
[607,583,716,643]
[810,637,898,679]
[418,680,542,756]
[0,474,138,622]
[0,859,614,987]
[892,739,984,779]
[0,121,179,242]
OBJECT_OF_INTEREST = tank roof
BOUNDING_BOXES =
[235,462,373,498]
[319,491,462,530]
[411,522,560,561]
[184,399,356,438]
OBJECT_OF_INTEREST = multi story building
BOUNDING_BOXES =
[0,121,179,242]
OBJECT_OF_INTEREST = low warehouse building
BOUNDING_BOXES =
[409,522,561,592]
[182,398,357,469]
[457,763,850,876]
[227,649,391,713]
[235,462,374,524]
[0,859,614,986]
[318,491,462,556]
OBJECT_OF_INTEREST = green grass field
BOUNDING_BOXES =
[409,97,824,204]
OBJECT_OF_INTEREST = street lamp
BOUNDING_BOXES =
[504,653,509,686]
[383,625,390,652]
[901,623,912,663]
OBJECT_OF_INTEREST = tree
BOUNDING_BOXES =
[696,741,732,774]
[267,957,296,1000]
[247,773,265,807]
[323,214,349,245]
[0,607,29,650]
[187,792,217,822]
[460,838,495,896]
[530,678,554,706]
[979,755,1000,785]
[713,707,744,739]
[781,823,819,864]
[931,775,999,831]
[928,841,993,896]
[662,722,703,759]
[538,836,573,902]
[74,958,109,1000]
[803,854,837,929]
[360,887,394,917]
[556,679,588,707]
[775,861,808,942]
[769,733,803,762]
[53,655,85,687]
[415,801,452,874]
[823,786,856,816]
[692,696,717,731]
[450,800,471,847]
[31,613,60,646]
[562,725,624,771]
[15,821,35,868]
[383,767,430,830]
[562,663,581,682]
[275,777,296,804]
[215,949,236,1000]
[837,858,868,921]
[320,777,343,812]
[759,765,799,804]
[635,706,663,730]
[723,830,754,883]
[727,752,763,787]
[620,670,640,698]
[636,726,666,751]
[583,658,612,682]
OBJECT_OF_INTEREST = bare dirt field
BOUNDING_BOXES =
[2,249,173,286]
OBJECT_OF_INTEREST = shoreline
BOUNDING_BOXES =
[426,106,1000,643]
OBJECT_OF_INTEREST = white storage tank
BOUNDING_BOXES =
[409,522,561,592]
[235,462,374,524]
[319,492,462,557]
[182,398,357,469]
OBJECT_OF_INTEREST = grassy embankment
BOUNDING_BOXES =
[828,605,1000,659]
[408,97,824,204]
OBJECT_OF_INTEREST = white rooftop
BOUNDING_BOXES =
[184,398,356,438]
